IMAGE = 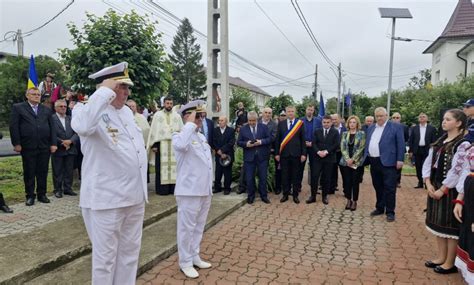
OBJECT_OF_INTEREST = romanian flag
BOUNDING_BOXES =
[27,55,38,89]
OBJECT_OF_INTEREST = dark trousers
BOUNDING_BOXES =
[275,157,282,193]
[415,146,429,185]
[369,157,398,215]
[239,164,247,192]
[396,169,402,184]
[298,147,314,189]
[214,161,232,192]
[52,154,75,193]
[311,160,334,198]
[0,193,7,207]
[74,150,83,180]
[330,151,343,191]
[341,166,361,201]
[245,158,268,201]
[154,143,175,195]
[21,148,51,199]
[281,156,301,197]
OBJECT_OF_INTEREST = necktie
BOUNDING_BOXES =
[252,126,256,138]
[33,105,38,115]
[324,129,328,137]
[290,120,293,128]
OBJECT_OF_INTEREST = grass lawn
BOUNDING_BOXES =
[0,127,10,138]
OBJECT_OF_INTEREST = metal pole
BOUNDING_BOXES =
[313,64,318,101]
[387,18,396,116]
[337,63,341,115]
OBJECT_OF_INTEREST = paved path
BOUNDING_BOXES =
[138,175,465,284]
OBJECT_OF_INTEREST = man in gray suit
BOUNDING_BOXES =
[51,99,79,198]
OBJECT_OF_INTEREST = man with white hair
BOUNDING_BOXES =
[364,107,405,222]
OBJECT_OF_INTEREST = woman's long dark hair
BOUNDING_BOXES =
[431,109,467,154]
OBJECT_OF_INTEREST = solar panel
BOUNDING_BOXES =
[378,8,413,19]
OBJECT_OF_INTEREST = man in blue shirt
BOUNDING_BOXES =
[298,105,322,191]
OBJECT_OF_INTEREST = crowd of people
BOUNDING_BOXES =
[2,62,474,283]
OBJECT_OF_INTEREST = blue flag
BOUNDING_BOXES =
[345,92,352,107]
[318,92,325,117]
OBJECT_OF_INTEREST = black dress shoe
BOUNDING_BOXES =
[247,198,254,204]
[37,196,50,203]
[274,189,281,195]
[386,214,395,222]
[25,198,35,206]
[236,189,246,195]
[425,260,442,268]
[433,266,458,274]
[212,188,222,194]
[280,195,289,203]
[223,190,230,195]
[64,191,77,196]
[293,197,300,204]
[54,192,63,198]
[306,196,316,204]
[414,184,424,189]
[322,197,329,205]
[0,205,13,213]
[370,209,384,216]
[261,197,271,204]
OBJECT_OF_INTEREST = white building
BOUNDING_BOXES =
[423,0,474,85]
[229,76,271,111]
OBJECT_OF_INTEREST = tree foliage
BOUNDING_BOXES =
[0,55,64,126]
[168,18,206,105]
[265,91,296,115]
[296,95,318,118]
[59,10,171,108]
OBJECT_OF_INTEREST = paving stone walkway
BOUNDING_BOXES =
[138,174,465,285]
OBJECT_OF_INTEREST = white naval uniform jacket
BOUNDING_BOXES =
[172,122,213,196]
[71,87,148,210]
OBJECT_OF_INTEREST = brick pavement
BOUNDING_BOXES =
[138,174,465,285]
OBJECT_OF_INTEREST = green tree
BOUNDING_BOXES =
[325,97,338,115]
[0,55,64,126]
[59,10,171,108]
[229,87,256,121]
[408,68,431,90]
[265,91,296,115]
[168,18,206,105]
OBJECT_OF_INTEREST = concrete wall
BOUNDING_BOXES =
[431,40,470,85]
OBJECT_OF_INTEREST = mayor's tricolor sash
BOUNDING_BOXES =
[279,119,303,154]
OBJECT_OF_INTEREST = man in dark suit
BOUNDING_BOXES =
[10,87,57,206]
[51,99,79,198]
[201,112,214,149]
[275,106,306,204]
[364,107,405,222]
[237,111,272,204]
[408,112,437,188]
[328,113,346,193]
[213,116,235,195]
[307,115,339,205]
[391,112,410,188]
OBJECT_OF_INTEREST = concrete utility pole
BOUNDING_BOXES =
[206,0,229,119]
[336,62,342,115]
[313,64,318,102]
[16,29,24,57]
[341,82,346,119]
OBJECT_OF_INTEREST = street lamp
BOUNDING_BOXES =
[378,7,412,115]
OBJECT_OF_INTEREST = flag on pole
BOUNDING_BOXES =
[27,55,39,89]
[345,91,352,108]
[318,91,325,117]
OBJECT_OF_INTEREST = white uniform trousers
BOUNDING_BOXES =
[176,195,212,269]
[82,203,145,285]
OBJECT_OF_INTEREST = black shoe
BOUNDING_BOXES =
[433,266,458,274]
[280,195,289,203]
[370,209,384,216]
[25,198,35,206]
[322,197,329,205]
[261,197,271,204]
[64,191,77,196]
[37,196,50,203]
[306,196,316,204]
[425,260,443,268]
[236,189,246,195]
[386,214,395,222]
[213,188,222,194]
[54,192,63,198]
[293,197,300,204]
[274,189,281,195]
[223,190,230,195]
[247,198,254,204]
[414,183,424,189]
[0,205,13,213]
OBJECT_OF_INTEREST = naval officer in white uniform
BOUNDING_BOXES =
[172,100,213,279]
[71,62,148,285]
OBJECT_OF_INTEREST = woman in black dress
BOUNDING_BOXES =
[422,109,469,274]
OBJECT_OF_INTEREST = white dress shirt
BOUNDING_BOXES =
[419,124,427,146]
[220,127,226,134]
[287,119,294,129]
[368,121,387,157]
[57,113,66,129]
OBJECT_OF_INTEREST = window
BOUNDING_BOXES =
[435,70,440,83]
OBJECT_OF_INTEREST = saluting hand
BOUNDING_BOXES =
[101,79,118,92]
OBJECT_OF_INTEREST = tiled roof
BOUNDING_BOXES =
[229,76,271,97]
